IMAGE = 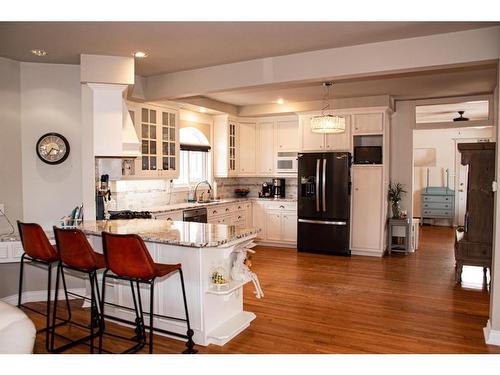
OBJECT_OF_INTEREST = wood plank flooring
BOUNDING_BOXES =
[26,226,500,353]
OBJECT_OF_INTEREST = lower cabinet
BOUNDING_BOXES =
[153,210,183,221]
[254,201,297,247]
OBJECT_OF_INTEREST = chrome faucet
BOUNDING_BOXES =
[194,180,213,202]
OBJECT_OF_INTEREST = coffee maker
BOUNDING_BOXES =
[260,182,272,198]
[272,178,286,198]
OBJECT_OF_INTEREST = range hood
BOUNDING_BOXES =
[88,83,141,158]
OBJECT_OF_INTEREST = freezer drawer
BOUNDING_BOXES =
[297,219,350,255]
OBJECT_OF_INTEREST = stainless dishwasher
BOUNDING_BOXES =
[182,207,208,223]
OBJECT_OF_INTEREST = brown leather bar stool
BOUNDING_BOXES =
[16,221,72,352]
[100,232,196,354]
[51,227,106,353]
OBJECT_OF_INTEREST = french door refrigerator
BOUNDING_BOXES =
[297,152,351,255]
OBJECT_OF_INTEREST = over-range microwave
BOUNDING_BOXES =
[276,152,298,174]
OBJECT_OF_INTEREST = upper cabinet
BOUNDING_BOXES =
[276,117,299,151]
[299,113,351,152]
[214,115,240,177]
[128,102,179,179]
[256,120,275,176]
[238,120,257,176]
[352,113,384,135]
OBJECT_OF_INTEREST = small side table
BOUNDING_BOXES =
[387,218,411,255]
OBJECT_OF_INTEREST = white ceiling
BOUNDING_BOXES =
[204,64,498,106]
[0,22,498,76]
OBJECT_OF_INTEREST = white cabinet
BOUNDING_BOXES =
[299,113,351,152]
[153,210,183,221]
[252,201,267,240]
[351,166,384,255]
[238,121,256,175]
[353,113,384,134]
[256,120,275,176]
[276,118,299,151]
[282,211,298,243]
[265,211,283,242]
[213,115,242,177]
[253,201,297,246]
[0,241,31,264]
[300,116,325,151]
[130,103,179,179]
[325,116,352,151]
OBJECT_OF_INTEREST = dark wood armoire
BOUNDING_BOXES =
[455,142,495,283]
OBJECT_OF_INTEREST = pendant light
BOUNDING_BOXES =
[310,82,346,134]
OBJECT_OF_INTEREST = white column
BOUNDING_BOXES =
[485,58,500,345]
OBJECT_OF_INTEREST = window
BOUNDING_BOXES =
[174,127,211,186]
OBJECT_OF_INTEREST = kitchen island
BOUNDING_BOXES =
[80,219,259,346]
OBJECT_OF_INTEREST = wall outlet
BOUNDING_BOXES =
[0,204,4,216]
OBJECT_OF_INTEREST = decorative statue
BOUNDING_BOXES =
[231,248,264,299]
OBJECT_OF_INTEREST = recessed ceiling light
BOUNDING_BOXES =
[31,49,47,57]
[276,98,284,105]
[199,107,207,113]
[133,51,148,58]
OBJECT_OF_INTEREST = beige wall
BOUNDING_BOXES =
[20,62,83,228]
[390,101,414,219]
[0,57,22,233]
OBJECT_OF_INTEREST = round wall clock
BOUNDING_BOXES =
[36,132,70,165]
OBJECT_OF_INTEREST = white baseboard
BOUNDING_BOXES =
[255,240,296,248]
[484,320,500,346]
[1,288,86,306]
[351,249,384,257]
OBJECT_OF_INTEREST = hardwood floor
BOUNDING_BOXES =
[26,226,500,354]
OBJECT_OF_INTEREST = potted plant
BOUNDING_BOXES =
[388,182,407,219]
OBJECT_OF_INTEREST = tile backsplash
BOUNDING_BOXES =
[108,177,297,211]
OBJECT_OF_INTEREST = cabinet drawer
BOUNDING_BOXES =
[264,201,296,211]
[234,202,251,211]
[467,244,492,258]
[208,204,233,218]
[422,209,453,217]
[422,195,454,203]
[422,202,453,210]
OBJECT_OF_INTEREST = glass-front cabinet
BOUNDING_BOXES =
[128,102,179,179]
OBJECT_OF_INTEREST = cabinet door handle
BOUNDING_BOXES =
[279,205,285,209]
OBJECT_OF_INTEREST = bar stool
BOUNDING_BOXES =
[100,232,196,354]
[16,221,72,352]
[51,227,106,353]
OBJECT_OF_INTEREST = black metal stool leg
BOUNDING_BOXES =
[135,281,146,343]
[179,269,197,354]
[17,253,26,307]
[45,262,54,352]
[50,262,61,352]
[149,280,154,354]
[98,271,107,354]
[60,265,72,322]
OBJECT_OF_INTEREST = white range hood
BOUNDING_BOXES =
[88,83,141,158]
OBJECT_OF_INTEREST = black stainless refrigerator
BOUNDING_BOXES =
[297,152,351,255]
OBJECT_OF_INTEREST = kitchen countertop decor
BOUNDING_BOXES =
[79,219,259,248]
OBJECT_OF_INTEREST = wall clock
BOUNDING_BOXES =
[36,132,70,165]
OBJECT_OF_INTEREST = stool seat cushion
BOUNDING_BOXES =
[154,263,181,278]
[0,301,36,354]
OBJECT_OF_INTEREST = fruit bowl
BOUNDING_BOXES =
[234,188,250,197]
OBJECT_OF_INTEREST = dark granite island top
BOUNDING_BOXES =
[79,219,259,248]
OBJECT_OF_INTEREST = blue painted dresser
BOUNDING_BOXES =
[420,187,455,225]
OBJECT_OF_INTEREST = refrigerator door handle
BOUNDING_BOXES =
[316,159,320,212]
[322,158,327,212]
[298,219,347,225]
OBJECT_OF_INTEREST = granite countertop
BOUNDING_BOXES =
[80,219,258,248]
[148,197,297,214]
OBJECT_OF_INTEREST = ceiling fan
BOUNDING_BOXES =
[453,110,469,122]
